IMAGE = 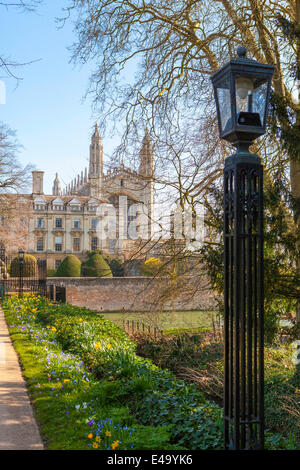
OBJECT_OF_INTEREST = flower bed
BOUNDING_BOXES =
[3,295,223,450]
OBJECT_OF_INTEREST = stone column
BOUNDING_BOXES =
[28,218,35,251]
[47,215,53,251]
[83,214,89,251]
[65,216,71,253]
[118,195,127,241]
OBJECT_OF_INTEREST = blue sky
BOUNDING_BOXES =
[0,0,122,194]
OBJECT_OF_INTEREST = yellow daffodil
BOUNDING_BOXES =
[79,318,83,322]
[52,326,57,332]
[105,430,111,437]
[92,443,98,449]
[95,342,101,350]
[95,436,101,443]
[46,325,50,329]
[107,344,112,350]
[112,440,119,449]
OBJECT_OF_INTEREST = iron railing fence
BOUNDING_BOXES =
[121,317,223,341]
[0,251,47,298]
[122,319,163,340]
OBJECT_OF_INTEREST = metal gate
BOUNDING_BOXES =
[48,284,66,303]
[0,248,47,298]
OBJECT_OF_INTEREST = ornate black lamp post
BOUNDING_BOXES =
[211,46,274,450]
[18,248,25,298]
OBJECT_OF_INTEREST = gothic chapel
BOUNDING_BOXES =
[26,125,154,269]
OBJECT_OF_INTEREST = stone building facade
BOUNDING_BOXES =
[11,126,154,269]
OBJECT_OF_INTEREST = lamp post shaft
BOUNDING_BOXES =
[18,250,24,298]
[19,260,23,298]
[223,150,264,449]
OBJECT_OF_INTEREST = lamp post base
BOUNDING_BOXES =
[223,150,264,450]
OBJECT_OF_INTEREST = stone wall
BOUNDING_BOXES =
[46,277,217,312]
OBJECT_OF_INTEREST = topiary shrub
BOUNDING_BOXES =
[47,269,57,277]
[10,254,38,277]
[56,255,81,277]
[142,257,163,276]
[85,249,103,257]
[82,253,112,277]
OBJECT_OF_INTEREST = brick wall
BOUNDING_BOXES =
[47,277,217,312]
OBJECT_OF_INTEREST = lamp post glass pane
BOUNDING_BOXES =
[235,75,268,127]
[216,77,232,134]
[253,80,268,126]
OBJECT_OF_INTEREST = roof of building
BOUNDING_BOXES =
[4,193,109,205]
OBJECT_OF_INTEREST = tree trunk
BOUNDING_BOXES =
[294,0,300,325]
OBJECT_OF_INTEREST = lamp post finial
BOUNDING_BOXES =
[237,45,247,58]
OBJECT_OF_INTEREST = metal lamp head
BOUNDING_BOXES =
[210,46,275,147]
[18,249,25,263]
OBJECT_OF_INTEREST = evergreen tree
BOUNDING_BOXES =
[104,255,124,277]
[200,180,299,342]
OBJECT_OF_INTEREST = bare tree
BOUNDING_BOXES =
[0,1,40,8]
[0,123,32,193]
[63,0,300,322]
[0,0,42,80]
[0,195,32,252]
[0,123,33,251]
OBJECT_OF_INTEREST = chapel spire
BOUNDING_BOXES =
[52,173,61,196]
[139,128,154,177]
[89,123,103,177]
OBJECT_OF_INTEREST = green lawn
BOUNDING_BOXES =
[101,310,218,331]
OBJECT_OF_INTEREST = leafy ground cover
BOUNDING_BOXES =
[134,331,300,449]
[3,295,297,450]
[3,295,224,450]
